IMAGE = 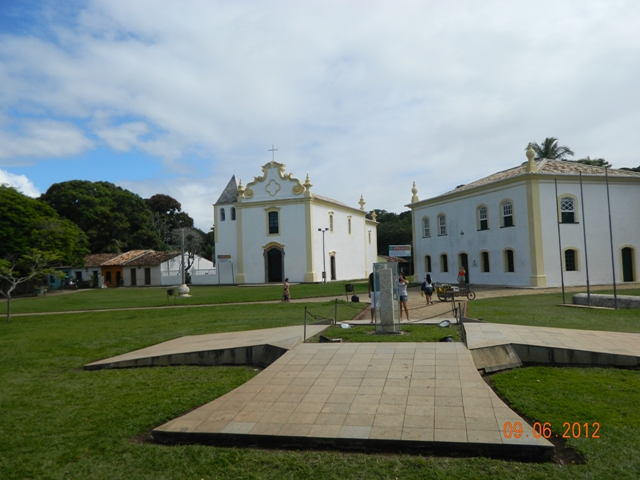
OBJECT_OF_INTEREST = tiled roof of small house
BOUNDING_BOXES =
[124,251,180,266]
[102,250,151,266]
[434,159,640,199]
[84,253,120,266]
[215,175,238,205]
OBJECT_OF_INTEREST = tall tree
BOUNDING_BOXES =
[528,137,574,160]
[41,181,162,254]
[0,185,88,264]
[146,194,194,248]
[1,185,89,320]
[371,209,413,256]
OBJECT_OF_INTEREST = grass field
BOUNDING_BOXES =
[309,324,461,343]
[4,280,370,315]
[468,291,640,333]
[2,288,640,478]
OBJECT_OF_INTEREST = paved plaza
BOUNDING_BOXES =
[84,285,640,460]
[150,340,552,459]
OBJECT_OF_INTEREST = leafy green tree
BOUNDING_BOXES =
[40,181,162,254]
[571,157,611,168]
[146,194,194,248]
[0,185,88,264]
[0,185,89,320]
[371,209,413,256]
[528,137,574,160]
[621,165,640,172]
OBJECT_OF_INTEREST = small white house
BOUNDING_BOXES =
[214,160,378,283]
[82,250,216,287]
[408,146,640,287]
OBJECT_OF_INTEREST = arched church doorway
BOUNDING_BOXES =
[264,246,284,283]
[622,247,636,282]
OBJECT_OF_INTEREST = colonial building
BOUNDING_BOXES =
[409,146,640,287]
[214,161,378,284]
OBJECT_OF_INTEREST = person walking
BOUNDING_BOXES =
[282,278,291,302]
[422,274,434,305]
[398,273,410,321]
[368,271,379,324]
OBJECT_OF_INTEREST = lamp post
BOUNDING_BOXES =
[318,227,328,283]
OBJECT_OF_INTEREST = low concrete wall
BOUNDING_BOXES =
[572,293,640,309]
[84,344,288,370]
[511,344,640,368]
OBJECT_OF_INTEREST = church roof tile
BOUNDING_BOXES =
[215,175,238,204]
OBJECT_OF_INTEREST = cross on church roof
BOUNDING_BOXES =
[268,145,278,161]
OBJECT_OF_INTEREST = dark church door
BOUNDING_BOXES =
[330,256,336,281]
[266,248,283,283]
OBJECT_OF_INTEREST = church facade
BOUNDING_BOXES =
[214,161,378,284]
[408,146,640,287]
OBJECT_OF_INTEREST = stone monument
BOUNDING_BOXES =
[373,262,401,334]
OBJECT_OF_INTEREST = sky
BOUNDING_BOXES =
[2,0,640,231]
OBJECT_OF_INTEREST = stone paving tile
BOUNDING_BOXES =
[464,322,640,358]
[148,341,553,455]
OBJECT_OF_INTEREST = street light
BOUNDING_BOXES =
[318,228,329,283]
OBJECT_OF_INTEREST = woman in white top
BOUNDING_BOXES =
[398,273,410,321]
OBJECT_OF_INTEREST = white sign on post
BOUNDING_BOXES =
[217,255,232,263]
[388,245,411,257]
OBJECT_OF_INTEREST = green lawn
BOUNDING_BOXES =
[2,290,640,478]
[5,280,370,315]
[468,291,640,333]
[310,324,461,343]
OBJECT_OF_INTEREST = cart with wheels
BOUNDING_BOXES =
[435,283,475,301]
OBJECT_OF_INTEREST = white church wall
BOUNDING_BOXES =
[214,203,238,284]
[311,203,369,281]
[243,166,305,202]
[239,202,308,283]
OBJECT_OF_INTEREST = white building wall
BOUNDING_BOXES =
[539,179,640,286]
[413,182,532,286]
[365,221,378,277]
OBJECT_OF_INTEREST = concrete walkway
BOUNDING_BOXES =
[151,341,552,459]
[465,323,640,368]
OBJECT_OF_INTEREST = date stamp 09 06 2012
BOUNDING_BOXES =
[503,421,600,440]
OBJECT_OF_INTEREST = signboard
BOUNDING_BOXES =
[217,255,232,263]
[388,245,411,257]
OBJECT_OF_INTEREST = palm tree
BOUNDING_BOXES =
[528,137,574,160]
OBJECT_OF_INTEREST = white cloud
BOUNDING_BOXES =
[1,0,640,225]
[0,118,94,163]
[0,168,40,197]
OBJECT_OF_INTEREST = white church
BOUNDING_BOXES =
[409,145,640,287]
[213,161,378,284]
